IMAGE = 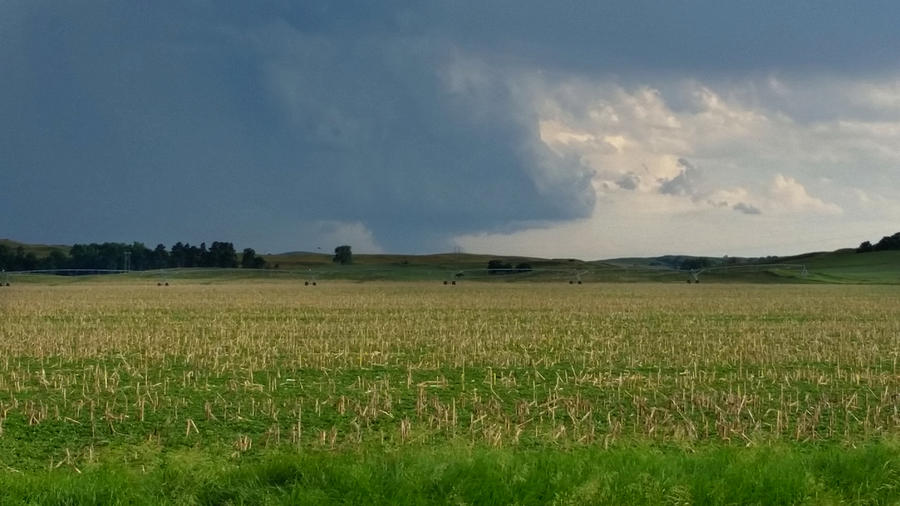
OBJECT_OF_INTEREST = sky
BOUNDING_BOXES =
[3,1,900,258]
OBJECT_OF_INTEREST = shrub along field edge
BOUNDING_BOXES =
[1,441,897,505]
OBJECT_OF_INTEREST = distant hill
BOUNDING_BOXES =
[0,238,69,257]
[241,248,900,284]
[4,238,900,284]
[779,249,900,284]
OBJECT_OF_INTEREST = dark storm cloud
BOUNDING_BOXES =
[0,1,596,252]
[1,1,897,252]
[419,0,900,75]
[240,19,595,249]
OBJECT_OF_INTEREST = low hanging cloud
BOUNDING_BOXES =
[311,221,383,254]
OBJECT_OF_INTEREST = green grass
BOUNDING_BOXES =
[2,279,900,502]
[0,443,897,504]
[162,248,900,284]
[796,250,900,283]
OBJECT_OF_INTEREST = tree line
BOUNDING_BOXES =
[0,241,267,272]
[857,232,900,253]
[487,259,532,274]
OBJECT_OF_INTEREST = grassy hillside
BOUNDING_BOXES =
[787,249,900,283]
[229,248,900,284]
[0,238,69,257]
[5,239,900,284]
[260,252,593,282]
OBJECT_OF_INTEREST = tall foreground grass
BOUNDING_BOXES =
[0,282,898,502]
[0,443,898,504]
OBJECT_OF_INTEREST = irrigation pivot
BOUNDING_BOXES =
[7,269,128,277]
[304,268,318,286]
[683,263,808,283]
[568,270,586,285]
[445,267,589,284]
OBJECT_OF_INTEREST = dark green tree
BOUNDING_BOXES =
[20,251,38,270]
[129,242,150,270]
[241,248,267,269]
[0,244,11,270]
[42,250,69,269]
[874,232,900,251]
[169,242,186,267]
[488,259,513,274]
[198,242,210,267]
[333,245,352,265]
[70,243,101,269]
[184,244,201,267]
[151,244,169,269]
[680,257,711,270]
[209,242,238,268]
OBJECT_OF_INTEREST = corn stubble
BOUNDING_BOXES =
[0,282,898,468]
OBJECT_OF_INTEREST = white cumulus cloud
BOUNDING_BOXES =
[768,174,842,215]
[453,72,900,257]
